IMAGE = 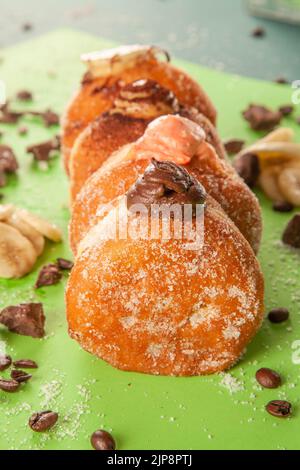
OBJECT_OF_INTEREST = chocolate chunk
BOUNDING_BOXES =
[223,139,245,155]
[0,378,20,392]
[0,145,19,178]
[27,136,60,162]
[272,201,294,213]
[256,368,282,389]
[0,303,45,338]
[13,359,38,369]
[17,90,33,101]
[266,400,292,418]
[0,103,23,124]
[251,26,266,38]
[11,369,32,383]
[29,411,58,432]
[279,105,294,117]
[91,430,116,450]
[0,355,12,371]
[127,159,206,214]
[282,214,300,248]
[35,263,62,288]
[243,104,282,131]
[56,258,74,271]
[268,307,289,324]
[233,153,260,188]
[29,109,59,127]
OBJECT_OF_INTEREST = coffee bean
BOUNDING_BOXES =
[11,369,32,383]
[256,368,281,389]
[274,77,289,85]
[266,400,292,418]
[272,201,294,213]
[13,359,38,369]
[0,378,20,392]
[268,308,289,324]
[0,355,12,371]
[279,105,294,117]
[29,411,58,432]
[91,430,116,450]
[251,27,265,38]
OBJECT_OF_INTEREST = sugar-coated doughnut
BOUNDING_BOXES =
[70,115,262,253]
[61,45,216,173]
[66,161,264,376]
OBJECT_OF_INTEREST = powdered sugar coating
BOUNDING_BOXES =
[66,197,264,376]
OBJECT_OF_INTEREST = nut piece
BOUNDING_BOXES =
[0,222,37,278]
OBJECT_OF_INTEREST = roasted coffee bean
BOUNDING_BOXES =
[11,369,32,383]
[91,430,116,450]
[268,308,289,324]
[272,201,294,213]
[282,214,300,248]
[251,27,266,38]
[256,368,281,389]
[17,90,33,101]
[233,153,260,188]
[13,359,38,369]
[0,355,12,371]
[0,378,20,392]
[266,400,292,418]
[274,77,289,85]
[29,411,58,432]
[56,258,74,271]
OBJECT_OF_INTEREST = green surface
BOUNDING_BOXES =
[0,29,300,451]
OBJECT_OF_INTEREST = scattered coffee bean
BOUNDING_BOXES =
[11,369,32,383]
[268,307,289,324]
[223,139,245,155]
[35,263,62,288]
[233,153,260,188]
[282,214,300,248]
[91,430,116,450]
[266,400,292,418]
[251,26,265,38]
[0,303,45,338]
[279,105,294,117]
[22,22,33,32]
[272,201,294,213]
[0,378,20,392]
[274,77,289,85]
[13,359,38,369]
[256,368,282,389]
[17,90,33,101]
[29,411,58,432]
[56,258,74,271]
[0,355,12,371]
[243,104,282,132]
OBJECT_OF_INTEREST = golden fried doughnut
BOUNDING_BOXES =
[69,80,224,201]
[62,45,217,173]
[70,115,262,253]
[66,166,264,376]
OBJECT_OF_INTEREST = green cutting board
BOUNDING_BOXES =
[0,29,300,451]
